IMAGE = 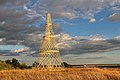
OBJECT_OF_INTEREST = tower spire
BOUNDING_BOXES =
[37,13,64,71]
[46,13,52,26]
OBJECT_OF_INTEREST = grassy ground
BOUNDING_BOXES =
[0,68,120,80]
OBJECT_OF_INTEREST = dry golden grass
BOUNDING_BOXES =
[0,68,120,80]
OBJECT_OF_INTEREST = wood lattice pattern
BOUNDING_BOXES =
[37,13,64,71]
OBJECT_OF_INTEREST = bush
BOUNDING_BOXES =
[63,62,72,68]
[0,58,31,70]
[0,61,14,70]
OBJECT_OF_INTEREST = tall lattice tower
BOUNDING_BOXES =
[37,13,64,71]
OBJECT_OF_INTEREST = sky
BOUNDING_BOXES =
[0,0,120,64]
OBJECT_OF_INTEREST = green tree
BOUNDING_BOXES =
[32,61,39,67]
[20,63,28,69]
[11,58,20,68]
[5,59,11,64]
[63,62,72,68]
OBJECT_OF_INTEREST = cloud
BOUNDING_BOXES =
[99,18,104,21]
[0,0,120,57]
[109,13,120,22]
[32,0,120,21]
[26,33,120,57]
[0,21,5,25]
[0,0,64,48]
[112,6,120,11]
[0,0,16,5]
[114,36,120,40]
[0,0,43,49]
[57,34,120,55]
[89,34,105,41]
[89,18,96,23]
[62,50,120,64]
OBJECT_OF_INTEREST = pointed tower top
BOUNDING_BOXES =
[46,13,52,26]
[37,12,64,71]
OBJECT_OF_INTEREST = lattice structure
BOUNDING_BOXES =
[37,13,64,71]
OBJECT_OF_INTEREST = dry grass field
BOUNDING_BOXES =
[0,68,120,80]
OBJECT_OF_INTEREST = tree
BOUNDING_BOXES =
[1,58,32,70]
[32,61,39,67]
[63,62,72,68]
[20,63,28,69]
[5,59,11,64]
[11,58,20,68]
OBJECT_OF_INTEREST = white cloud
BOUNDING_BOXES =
[99,18,104,21]
[109,13,116,17]
[57,12,77,19]
[12,48,29,53]
[89,34,105,41]
[27,10,43,19]
[112,6,120,11]
[89,18,96,23]
[57,33,107,50]
[114,36,120,40]
[0,21,5,25]
[0,38,5,42]
[23,5,31,11]
[60,33,72,41]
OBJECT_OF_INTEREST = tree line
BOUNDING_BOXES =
[0,58,71,70]
[0,58,31,70]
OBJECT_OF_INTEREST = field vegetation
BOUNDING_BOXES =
[0,68,120,80]
[0,59,120,80]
